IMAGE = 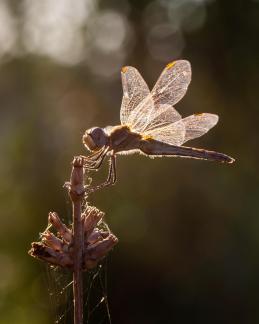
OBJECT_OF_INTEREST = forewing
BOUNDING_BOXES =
[140,103,181,133]
[144,119,186,146]
[121,60,191,134]
[151,60,191,107]
[126,94,155,132]
[128,60,191,133]
[120,66,150,125]
[182,113,219,143]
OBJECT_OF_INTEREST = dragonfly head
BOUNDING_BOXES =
[82,127,109,151]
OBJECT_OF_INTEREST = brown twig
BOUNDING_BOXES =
[68,157,85,324]
[29,156,119,323]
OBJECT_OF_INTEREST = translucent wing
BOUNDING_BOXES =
[141,103,184,146]
[120,66,150,125]
[144,119,186,146]
[151,60,191,107]
[119,62,219,150]
[144,113,218,146]
[139,103,181,132]
[126,94,155,132]
[182,113,219,143]
[125,60,191,133]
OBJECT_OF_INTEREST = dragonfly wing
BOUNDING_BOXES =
[126,94,155,132]
[127,60,190,133]
[139,103,181,133]
[182,113,219,143]
[121,60,190,134]
[120,66,150,125]
[151,60,192,107]
[144,119,186,146]
[144,113,218,146]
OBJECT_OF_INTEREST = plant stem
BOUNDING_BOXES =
[69,157,85,324]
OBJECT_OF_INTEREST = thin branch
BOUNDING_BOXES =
[29,156,118,324]
[68,157,85,324]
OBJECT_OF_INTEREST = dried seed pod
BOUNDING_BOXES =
[41,230,63,251]
[29,207,118,271]
[87,228,104,244]
[29,243,73,268]
[83,206,104,234]
[48,212,72,243]
[83,234,118,270]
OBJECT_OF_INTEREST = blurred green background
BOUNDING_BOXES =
[0,0,258,323]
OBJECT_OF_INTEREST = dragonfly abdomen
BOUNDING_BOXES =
[139,138,234,163]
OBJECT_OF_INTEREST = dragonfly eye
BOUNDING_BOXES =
[82,127,108,151]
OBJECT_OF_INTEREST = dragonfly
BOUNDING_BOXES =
[82,60,234,191]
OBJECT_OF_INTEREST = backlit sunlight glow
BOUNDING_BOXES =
[90,10,128,54]
[146,23,185,61]
[166,0,207,32]
[0,0,213,71]
[144,0,213,61]
[21,0,96,65]
[0,1,17,58]
[86,9,133,78]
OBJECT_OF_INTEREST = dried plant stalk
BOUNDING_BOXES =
[29,156,118,324]
[29,210,118,270]
[68,157,85,324]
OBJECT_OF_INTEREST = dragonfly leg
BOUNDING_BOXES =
[86,154,117,194]
[83,146,105,161]
[85,150,108,171]
[81,146,109,170]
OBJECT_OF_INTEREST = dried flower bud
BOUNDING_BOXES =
[83,206,104,234]
[41,231,63,251]
[84,234,118,269]
[29,206,118,271]
[87,228,104,244]
[48,212,72,243]
[29,243,73,268]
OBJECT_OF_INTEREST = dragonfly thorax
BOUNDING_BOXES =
[82,127,109,151]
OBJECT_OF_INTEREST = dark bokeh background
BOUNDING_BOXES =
[0,0,258,323]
